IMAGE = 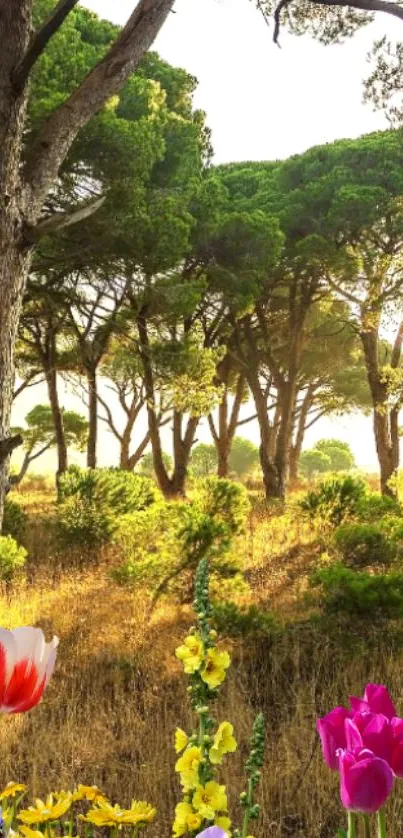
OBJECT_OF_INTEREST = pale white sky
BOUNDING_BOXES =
[14,0,400,472]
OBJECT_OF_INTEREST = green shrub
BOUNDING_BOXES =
[57,466,159,548]
[334,522,396,568]
[196,476,250,537]
[355,492,402,522]
[311,563,403,618]
[213,602,278,638]
[113,481,248,600]
[0,535,27,583]
[298,475,366,526]
[2,498,27,541]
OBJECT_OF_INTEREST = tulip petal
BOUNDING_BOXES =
[0,630,16,702]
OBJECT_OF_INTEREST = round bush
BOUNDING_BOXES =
[0,535,27,583]
[334,522,396,568]
[2,498,27,541]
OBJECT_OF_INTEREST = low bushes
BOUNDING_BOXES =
[2,498,27,542]
[0,535,27,583]
[298,475,367,526]
[311,563,403,619]
[113,477,250,600]
[333,522,396,568]
[56,466,159,548]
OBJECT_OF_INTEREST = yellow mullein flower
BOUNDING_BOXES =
[175,746,203,788]
[0,783,26,801]
[192,781,228,820]
[172,802,202,837]
[201,648,230,690]
[175,634,204,674]
[174,728,188,754]
[82,800,155,827]
[18,793,72,825]
[210,722,237,765]
[215,815,232,835]
[72,785,106,803]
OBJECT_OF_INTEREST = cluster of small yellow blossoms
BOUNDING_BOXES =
[171,560,264,838]
[0,782,155,837]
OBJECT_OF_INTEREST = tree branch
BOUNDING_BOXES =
[24,0,174,210]
[12,0,81,92]
[24,195,106,243]
[312,0,403,23]
[273,0,292,44]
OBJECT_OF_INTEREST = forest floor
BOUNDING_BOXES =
[3,482,403,838]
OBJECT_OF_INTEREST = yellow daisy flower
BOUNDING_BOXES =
[175,634,204,674]
[201,648,230,690]
[174,728,188,754]
[0,783,26,801]
[175,746,203,788]
[192,781,228,820]
[72,785,106,803]
[82,799,155,827]
[18,793,72,825]
[172,802,202,837]
[215,815,232,835]
[210,722,237,765]
[19,828,48,838]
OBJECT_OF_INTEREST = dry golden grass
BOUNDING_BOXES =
[3,487,403,837]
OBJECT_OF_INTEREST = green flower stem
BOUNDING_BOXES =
[241,778,254,838]
[377,809,387,838]
[347,812,357,838]
[363,815,371,838]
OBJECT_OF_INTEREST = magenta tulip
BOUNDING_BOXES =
[350,684,396,720]
[345,713,393,764]
[390,717,403,778]
[196,830,226,838]
[339,748,393,813]
[317,706,351,770]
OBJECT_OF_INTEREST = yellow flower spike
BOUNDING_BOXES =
[0,783,27,801]
[174,728,188,754]
[175,746,203,789]
[215,815,232,835]
[82,799,155,827]
[72,785,106,803]
[192,781,228,820]
[18,793,72,825]
[210,722,237,765]
[175,634,204,674]
[201,648,231,690]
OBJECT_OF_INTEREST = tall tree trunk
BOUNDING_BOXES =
[360,328,399,497]
[209,371,246,478]
[86,366,98,468]
[247,376,278,499]
[45,366,68,485]
[289,382,314,482]
[0,1,32,518]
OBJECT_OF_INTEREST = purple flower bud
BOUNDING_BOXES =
[339,748,394,813]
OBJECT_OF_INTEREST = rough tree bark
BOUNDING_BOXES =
[86,366,97,469]
[360,324,403,496]
[0,0,173,524]
[208,368,246,478]
[289,382,315,482]
[137,308,198,497]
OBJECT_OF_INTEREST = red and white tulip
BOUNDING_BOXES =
[0,627,58,713]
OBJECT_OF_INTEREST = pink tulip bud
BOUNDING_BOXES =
[350,684,396,720]
[0,627,58,713]
[346,713,393,764]
[391,717,403,778]
[339,748,394,813]
[317,706,351,770]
